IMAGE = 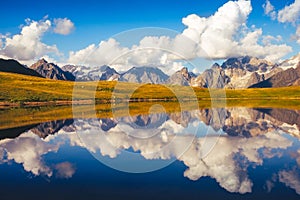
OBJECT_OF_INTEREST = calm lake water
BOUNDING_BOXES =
[0,107,300,200]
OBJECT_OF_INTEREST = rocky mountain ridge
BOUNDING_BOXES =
[250,63,300,88]
[188,54,300,88]
[60,53,299,88]
[61,64,119,81]
[30,59,75,81]
[1,53,300,88]
[120,66,168,84]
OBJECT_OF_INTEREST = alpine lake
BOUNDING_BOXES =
[0,101,300,200]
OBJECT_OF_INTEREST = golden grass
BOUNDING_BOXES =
[1,72,300,103]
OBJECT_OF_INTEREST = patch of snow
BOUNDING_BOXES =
[279,54,300,70]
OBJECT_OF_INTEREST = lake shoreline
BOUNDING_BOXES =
[1,96,300,109]
[0,100,94,108]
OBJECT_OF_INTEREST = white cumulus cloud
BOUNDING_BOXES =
[182,0,252,59]
[263,0,276,20]
[277,0,300,23]
[67,0,292,70]
[263,0,300,46]
[53,18,75,35]
[0,18,59,62]
[0,1,291,70]
[181,0,291,61]
[68,38,129,67]
[263,0,274,14]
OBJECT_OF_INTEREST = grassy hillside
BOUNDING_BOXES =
[1,71,300,104]
[0,71,205,102]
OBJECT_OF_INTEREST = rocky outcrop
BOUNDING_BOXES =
[250,63,300,88]
[99,65,120,81]
[190,75,207,87]
[61,65,89,81]
[189,56,273,89]
[200,64,230,88]
[120,66,168,84]
[279,53,300,70]
[166,67,192,86]
[221,56,273,72]
[220,56,275,88]
[30,59,75,81]
[62,65,119,81]
[246,72,264,88]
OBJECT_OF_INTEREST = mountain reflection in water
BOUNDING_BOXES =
[0,107,300,199]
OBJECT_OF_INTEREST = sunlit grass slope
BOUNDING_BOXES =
[1,72,300,103]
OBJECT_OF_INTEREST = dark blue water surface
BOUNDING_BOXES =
[0,107,300,200]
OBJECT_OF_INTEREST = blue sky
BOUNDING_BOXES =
[0,0,238,50]
[0,0,299,72]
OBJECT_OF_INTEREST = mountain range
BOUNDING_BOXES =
[120,66,168,84]
[30,58,75,81]
[61,64,119,81]
[0,53,300,88]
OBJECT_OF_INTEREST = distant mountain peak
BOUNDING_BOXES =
[29,59,75,81]
[221,56,273,70]
[180,67,188,73]
[166,67,192,86]
[250,62,300,88]
[279,52,300,70]
[248,57,273,66]
[99,65,110,71]
[120,66,168,84]
[30,58,48,69]
[62,64,119,81]
[31,58,49,67]
[211,63,221,69]
[4,53,298,89]
[39,58,48,63]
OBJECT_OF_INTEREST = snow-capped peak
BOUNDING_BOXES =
[279,53,300,70]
